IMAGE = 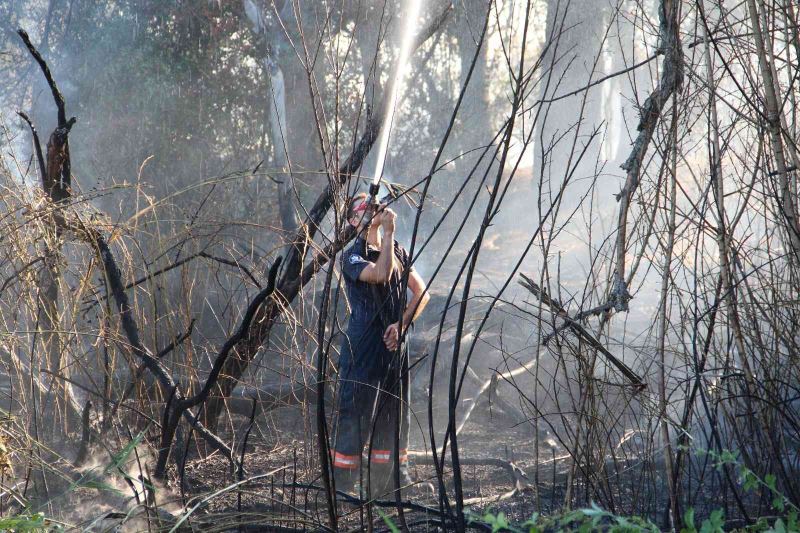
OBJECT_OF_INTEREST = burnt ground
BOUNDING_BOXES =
[166,393,748,533]
[167,398,577,532]
[152,284,736,531]
[162,291,661,531]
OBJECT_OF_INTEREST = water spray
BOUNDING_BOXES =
[368,0,424,210]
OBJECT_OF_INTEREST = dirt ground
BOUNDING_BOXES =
[166,291,657,531]
[171,395,573,532]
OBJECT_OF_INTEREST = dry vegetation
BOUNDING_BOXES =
[0,0,799,531]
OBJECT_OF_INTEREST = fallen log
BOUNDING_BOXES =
[518,273,645,389]
[409,452,530,492]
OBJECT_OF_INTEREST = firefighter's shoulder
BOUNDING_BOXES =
[344,245,368,265]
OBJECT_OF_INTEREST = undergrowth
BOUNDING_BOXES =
[468,448,799,533]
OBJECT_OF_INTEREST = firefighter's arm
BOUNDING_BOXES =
[384,269,430,351]
[357,209,397,284]
[402,268,430,327]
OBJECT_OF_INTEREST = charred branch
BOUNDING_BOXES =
[611,0,683,311]
[16,112,46,187]
[16,29,67,127]
[17,29,75,203]
[519,273,645,389]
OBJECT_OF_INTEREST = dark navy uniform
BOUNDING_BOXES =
[332,236,411,489]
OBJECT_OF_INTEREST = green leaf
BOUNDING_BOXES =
[700,509,725,533]
[765,474,778,492]
[753,517,771,532]
[0,513,48,531]
[522,512,540,533]
[773,495,786,513]
[582,502,609,527]
[787,510,798,532]
[493,512,510,533]
[680,507,697,533]
[742,470,760,492]
[376,508,400,533]
[105,429,147,474]
[615,515,635,531]
[561,509,586,526]
[469,510,517,533]
[582,502,606,517]
[522,512,540,526]
[80,479,124,495]
[714,449,738,469]
[770,518,787,533]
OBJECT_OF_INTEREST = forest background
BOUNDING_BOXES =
[0,0,799,531]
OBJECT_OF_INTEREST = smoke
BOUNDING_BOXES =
[66,445,183,529]
[5,0,793,524]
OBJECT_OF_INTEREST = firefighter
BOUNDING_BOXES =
[332,192,431,497]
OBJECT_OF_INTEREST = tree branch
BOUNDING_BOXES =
[610,0,683,311]
[519,274,646,389]
[16,112,46,187]
[17,29,66,127]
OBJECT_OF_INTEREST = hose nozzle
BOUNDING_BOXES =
[366,181,382,220]
[368,182,381,204]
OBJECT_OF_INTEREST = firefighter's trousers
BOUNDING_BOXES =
[332,330,410,495]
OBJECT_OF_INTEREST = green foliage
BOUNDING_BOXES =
[700,509,725,533]
[746,511,800,533]
[0,513,54,532]
[701,448,798,526]
[377,508,401,533]
[678,506,726,533]
[467,502,660,533]
[470,503,800,533]
[479,510,513,532]
[696,450,800,533]
[681,507,696,533]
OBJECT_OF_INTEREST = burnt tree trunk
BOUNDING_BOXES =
[18,30,81,436]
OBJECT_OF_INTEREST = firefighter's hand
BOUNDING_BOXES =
[380,208,396,233]
[383,322,400,351]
